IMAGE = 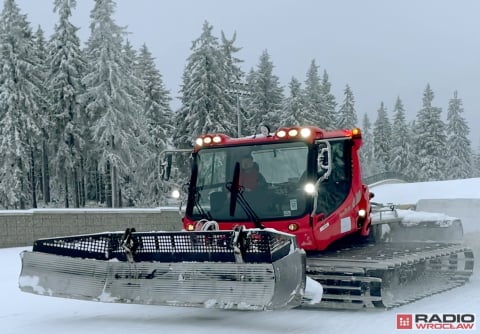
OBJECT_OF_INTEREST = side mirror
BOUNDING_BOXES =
[317,142,332,178]
[159,148,193,181]
[318,147,329,171]
[310,141,332,217]
[160,153,173,181]
[165,154,172,180]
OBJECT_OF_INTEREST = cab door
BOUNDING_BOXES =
[311,139,355,250]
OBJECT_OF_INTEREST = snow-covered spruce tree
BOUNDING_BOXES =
[221,31,243,86]
[30,27,52,209]
[220,31,246,137]
[243,50,284,133]
[119,40,150,207]
[135,43,174,206]
[0,0,43,209]
[389,97,413,177]
[82,0,143,208]
[281,77,304,126]
[320,70,337,129]
[413,84,447,181]
[122,40,143,110]
[373,102,392,173]
[445,91,472,179]
[174,21,236,149]
[34,26,52,207]
[336,84,357,129]
[301,60,325,127]
[243,67,257,130]
[48,0,87,208]
[360,113,375,177]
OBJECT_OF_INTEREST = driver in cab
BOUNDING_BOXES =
[239,153,267,191]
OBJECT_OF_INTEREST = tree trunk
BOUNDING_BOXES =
[110,135,117,208]
[111,164,117,208]
[105,161,112,207]
[42,140,50,204]
[18,157,25,210]
[64,173,69,208]
[74,168,80,208]
[95,168,101,204]
[118,185,122,208]
[30,146,37,209]
[80,158,86,206]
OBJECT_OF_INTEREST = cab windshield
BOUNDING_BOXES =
[187,141,309,221]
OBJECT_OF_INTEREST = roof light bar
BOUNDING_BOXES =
[195,134,226,147]
[275,127,312,140]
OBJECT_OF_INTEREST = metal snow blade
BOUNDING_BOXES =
[19,228,306,310]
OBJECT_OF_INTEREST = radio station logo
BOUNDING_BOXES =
[397,313,475,330]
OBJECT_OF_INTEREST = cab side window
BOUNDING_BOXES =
[316,140,352,216]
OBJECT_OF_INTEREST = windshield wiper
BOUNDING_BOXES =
[193,189,212,220]
[226,162,264,229]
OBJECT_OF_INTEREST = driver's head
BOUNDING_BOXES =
[240,154,254,170]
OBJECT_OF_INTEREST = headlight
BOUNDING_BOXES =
[300,128,311,138]
[304,183,315,194]
[288,129,298,137]
[358,209,366,218]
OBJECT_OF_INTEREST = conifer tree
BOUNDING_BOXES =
[360,113,374,177]
[373,102,391,173]
[220,31,245,137]
[389,97,412,176]
[445,91,472,179]
[320,70,336,129]
[119,40,150,206]
[135,43,173,206]
[174,21,235,148]
[0,0,42,209]
[413,84,447,181]
[302,60,325,127]
[122,40,143,113]
[29,27,52,208]
[34,26,52,206]
[281,77,304,126]
[82,0,143,207]
[243,50,284,133]
[336,84,357,129]
[48,0,86,207]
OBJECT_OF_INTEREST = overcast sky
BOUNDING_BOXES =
[7,0,480,145]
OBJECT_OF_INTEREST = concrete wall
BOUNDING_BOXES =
[0,208,184,248]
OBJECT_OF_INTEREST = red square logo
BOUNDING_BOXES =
[397,314,413,329]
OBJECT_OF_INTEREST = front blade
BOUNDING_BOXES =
[19,230,306,310]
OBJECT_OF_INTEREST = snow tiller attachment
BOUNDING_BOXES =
[370,203,465,243]
[19,228,306,310]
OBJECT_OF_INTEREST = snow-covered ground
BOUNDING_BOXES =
[2,179,480,334]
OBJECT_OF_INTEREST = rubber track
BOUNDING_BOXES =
[303,242,474,309]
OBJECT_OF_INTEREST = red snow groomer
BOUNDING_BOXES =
[20,126,474,310]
